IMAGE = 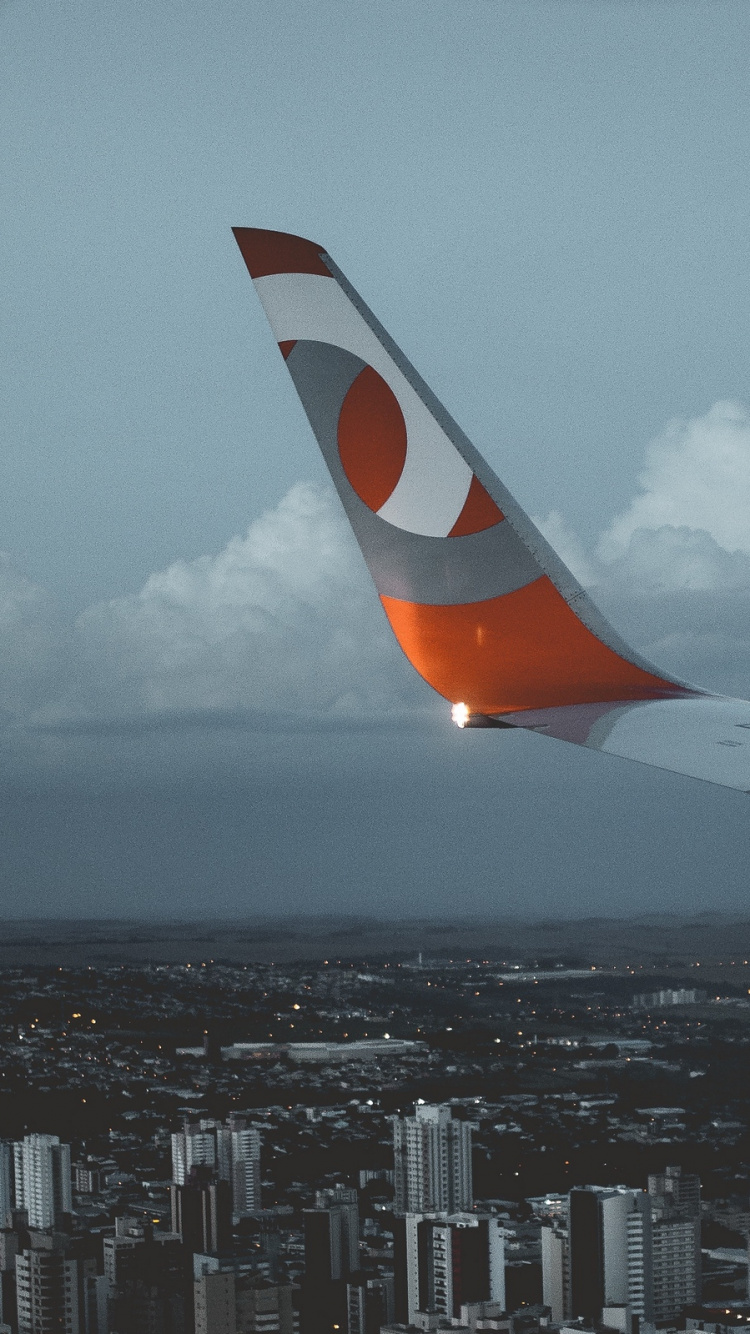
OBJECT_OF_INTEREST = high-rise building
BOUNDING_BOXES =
[557,1186,654,1324]
[650,1217,700,1323]
[648,1166,702,1320]
[567,1187,602,1320]
[103,1216,183,1288]
[73,1160,103,1196]
[194,1269,236,1334]
[0,1227,21,1331]
[0,1147,12,1231]
[649,1165,701,1217]
[15,1248,80,1334]
[346,1274,394,1334]
[171,1122,218,1184]
[314,1188,359,1274]
[172,1117,262,1218]
[235,1277,298,1334]
[82,1267,108,1334]
[13,1135,72,1231]
[541,1221,568,1323]
[542,1171,702,1329]
[224,1122,262,1219]
[393,1213,505,1325]
[392,1104,473,1215]
[0,1229,103,1334]
[104,1217,188,1332]
[171,1167,232,1256]
[569,1186,651,1320]
[302,1188,360,1334]
[194,1258,298,1334]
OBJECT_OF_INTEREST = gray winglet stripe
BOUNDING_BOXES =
[286,339,542,606]
[321,253,692,689]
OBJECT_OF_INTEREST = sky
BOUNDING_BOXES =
[2,0,750,919]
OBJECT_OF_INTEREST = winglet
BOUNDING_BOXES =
[232,228,750,792]
[232,227,330,279]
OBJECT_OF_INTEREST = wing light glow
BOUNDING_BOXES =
[451,702,470,729]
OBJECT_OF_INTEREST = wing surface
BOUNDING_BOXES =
[233,227,750,791]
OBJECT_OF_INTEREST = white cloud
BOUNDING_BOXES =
[66,482,423,725]
[6,400,750,742]
[599,401,750,560]
[0,554,60,717]
[599,525,750,595]
[538,402,750,695]
[531,510,599,586]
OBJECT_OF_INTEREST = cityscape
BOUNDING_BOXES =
[3,1,750,1334]
[0,926,749,1333]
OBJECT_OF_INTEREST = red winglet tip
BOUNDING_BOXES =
[232,228,330,279]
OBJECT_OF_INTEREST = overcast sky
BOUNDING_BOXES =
[2,0,750,919]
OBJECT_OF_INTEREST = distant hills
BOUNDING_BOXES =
[0,913,747,968]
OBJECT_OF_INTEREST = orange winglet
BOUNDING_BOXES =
[381,577,686,714]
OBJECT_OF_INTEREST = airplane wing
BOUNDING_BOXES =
[233,227,750,792]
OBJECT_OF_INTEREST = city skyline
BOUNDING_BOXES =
[0,940,747,1331]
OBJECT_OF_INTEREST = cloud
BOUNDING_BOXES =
[599,401,750,560]
[0,554,61,718]
[534,403,750,697]
[532,509,598,586]
[529,404,750,600]
[567,401,750,696]
[5,400,750,754]
[61,482,425,728]
[599,525,750,595]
